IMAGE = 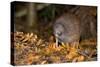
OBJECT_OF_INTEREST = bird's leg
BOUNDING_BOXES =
[66,43,70,49]
[71,41,79,49]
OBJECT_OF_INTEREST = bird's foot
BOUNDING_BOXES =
[71,42,79,49]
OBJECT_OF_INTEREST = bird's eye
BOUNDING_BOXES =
[57,31,62,36]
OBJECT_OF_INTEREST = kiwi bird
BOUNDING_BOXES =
[53,13,80,47]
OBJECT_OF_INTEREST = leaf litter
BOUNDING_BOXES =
[12,32,97,65]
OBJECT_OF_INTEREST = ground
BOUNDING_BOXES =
[11,32,97,65]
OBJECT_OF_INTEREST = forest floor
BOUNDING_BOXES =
[11,32,97,65]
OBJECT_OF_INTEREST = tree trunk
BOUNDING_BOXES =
[27,3,37,29]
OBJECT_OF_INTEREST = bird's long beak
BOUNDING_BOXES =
[56,37,58,47]
[55,33,59,47]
